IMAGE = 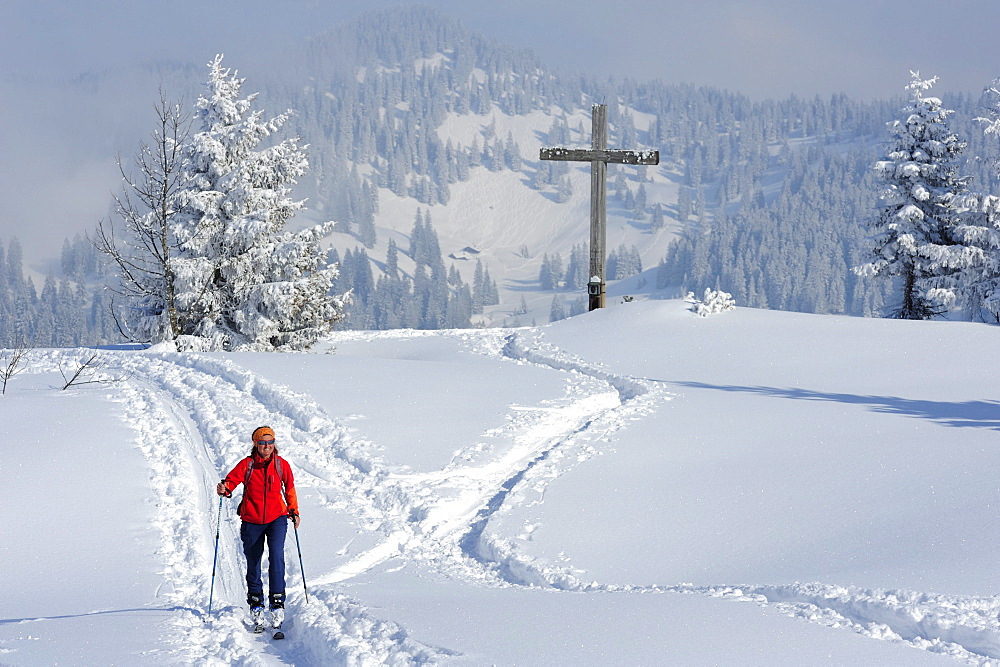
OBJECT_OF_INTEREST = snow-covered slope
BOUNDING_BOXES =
[3,300,999,664]
[316,102,681,328]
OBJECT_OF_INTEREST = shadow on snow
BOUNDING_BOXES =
[671,381,1000,431]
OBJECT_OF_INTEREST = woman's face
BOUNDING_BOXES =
[255,436,275,459]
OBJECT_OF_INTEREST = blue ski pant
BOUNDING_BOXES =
[240,516,287,597]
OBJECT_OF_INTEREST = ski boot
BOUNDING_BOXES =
[269,592,286,639]
[248,592,266,633]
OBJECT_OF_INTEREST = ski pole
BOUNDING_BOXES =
[292,516,309,604]
[207,489,225,619]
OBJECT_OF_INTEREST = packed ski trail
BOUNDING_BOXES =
[26,326,1000,665]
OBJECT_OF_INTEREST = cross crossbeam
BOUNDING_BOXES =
[539,104,659,310]
[539,148,660,165]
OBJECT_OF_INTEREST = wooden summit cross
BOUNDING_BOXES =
[540,104,659,310]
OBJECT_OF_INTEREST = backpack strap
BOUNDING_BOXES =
[275,456,287,491]
[242,456,254,487]
[244,455,287,489]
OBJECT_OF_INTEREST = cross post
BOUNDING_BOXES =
[540,104,659,310]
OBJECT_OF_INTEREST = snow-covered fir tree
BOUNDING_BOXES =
[855,72,970,319]
[945,79,1000,322]
[171,55,346,351]
[607,244,642,280]
[650,203,665,231]
[948,196,1000,321]
[473,259,500,312]
[563,243,589,290]
[549,294,567,322]
[539,252,564,290]
[691,288,736,316]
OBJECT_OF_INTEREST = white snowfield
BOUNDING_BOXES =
[4,299,1000,664]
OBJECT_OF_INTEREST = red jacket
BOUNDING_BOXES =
[222,453,299,525]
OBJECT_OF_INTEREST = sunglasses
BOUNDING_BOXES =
[256,439,276,446]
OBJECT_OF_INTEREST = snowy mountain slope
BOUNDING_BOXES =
[4,300,1000,663]
[316,101,679,328]
[282,8,901,327]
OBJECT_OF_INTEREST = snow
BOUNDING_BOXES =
[4,299,1000,663]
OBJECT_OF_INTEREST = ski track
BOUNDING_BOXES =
[23,339,1000,665]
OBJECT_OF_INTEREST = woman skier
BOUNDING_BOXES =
[217,426,300,633]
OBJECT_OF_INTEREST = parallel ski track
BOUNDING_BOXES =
[28,337,1000,665]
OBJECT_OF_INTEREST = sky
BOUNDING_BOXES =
[2,0,1000,267]
[4,0,997,98]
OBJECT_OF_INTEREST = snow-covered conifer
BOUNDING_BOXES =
[385,238,400,279]
[692,288,736,316]
[564,243,589,290]
[171,55,346,350]
[939,80,1000,323]
[539,253,555,290]
[945,196,999,320]
[549,295,567,322]
[483,265,500,306]
[651,202,665,231]
[472,259,486,314]
[855,72,969,319]
[606,247,619,281]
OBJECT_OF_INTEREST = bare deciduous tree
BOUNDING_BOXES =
[0,335,32,395]
[59,352,125,390]
[93,90,190,344]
